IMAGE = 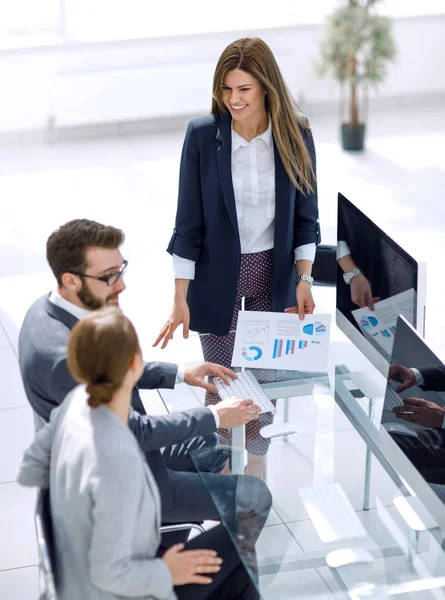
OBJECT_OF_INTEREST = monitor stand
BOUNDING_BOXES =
[346,370,387,512]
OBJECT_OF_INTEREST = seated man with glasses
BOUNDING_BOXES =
[70,258,129,290]
[18,219,271,540]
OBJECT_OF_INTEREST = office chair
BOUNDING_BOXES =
[160,522,206,535]
[159,522,206,550]
[35,489,58,600]
[35,486,205,598]
[312,244,337,286]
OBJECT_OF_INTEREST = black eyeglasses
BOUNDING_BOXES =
[71,260,128,287]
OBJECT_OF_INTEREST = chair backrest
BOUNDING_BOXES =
[35,488,58,600]
[312,244,337,286]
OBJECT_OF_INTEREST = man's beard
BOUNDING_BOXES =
[77,280,120,310]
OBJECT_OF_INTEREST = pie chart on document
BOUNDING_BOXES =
[242,346,263,361]
[360,315,379,329]
[302,322,327,336]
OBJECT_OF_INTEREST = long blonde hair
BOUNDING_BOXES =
[211,37,315,195]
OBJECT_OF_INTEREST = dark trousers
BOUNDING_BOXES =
[391,428,445,484]
[162,470,272,572]
[163,435,229,474]
[175,525,259,600]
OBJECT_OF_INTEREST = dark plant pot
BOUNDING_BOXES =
[341,123,366,151]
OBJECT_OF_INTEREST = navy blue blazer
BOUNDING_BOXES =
[167,111,320,335]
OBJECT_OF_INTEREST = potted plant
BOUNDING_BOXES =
[317,0,396,151]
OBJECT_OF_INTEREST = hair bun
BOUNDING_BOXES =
[86,382,115,408]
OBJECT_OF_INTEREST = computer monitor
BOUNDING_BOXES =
[336,192,426,377]
[382,315,445,517]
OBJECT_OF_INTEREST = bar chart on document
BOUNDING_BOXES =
[232,311,331,371]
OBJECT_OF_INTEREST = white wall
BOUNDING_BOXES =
[1,15,444,134]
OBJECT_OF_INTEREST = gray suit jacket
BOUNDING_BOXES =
[18,294,217,511]
[18,386,177,600]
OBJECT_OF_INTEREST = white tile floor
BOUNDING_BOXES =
[0,99,444,599]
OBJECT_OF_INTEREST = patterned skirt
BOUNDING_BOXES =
[200,249,278,456]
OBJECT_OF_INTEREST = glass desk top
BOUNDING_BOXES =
[152,321,445,599]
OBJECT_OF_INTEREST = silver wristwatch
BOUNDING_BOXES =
[296,274,314,287]
[343,268,362,285]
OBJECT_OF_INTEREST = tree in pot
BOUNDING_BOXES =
[317,0,396,151]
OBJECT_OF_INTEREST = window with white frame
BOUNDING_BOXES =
[383,0,445,18]
[0,0,444,47]
[0,0,60,40]
[63,0,302,42]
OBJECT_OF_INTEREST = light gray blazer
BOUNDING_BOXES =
[18,294,217,513]
[18,386,177,600]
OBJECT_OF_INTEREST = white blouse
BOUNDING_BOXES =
[173,121,316,279]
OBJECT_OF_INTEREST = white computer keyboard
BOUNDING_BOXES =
[211,370,276,414]
[299,483,368,543]
[384,381,404,410]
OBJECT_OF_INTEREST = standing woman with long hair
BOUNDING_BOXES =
[155,38,320,477]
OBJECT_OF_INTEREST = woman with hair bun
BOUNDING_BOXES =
[18,306,258,600]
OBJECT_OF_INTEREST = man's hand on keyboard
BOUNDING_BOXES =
[388,364,416,392]
[393,397,445,428]
[184,363,237,393]
[215,397,261,429]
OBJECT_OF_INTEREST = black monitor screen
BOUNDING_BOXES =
[383,316,445,504]
[337,192,419,362]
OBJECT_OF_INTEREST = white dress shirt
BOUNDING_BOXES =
[412,368,424,387]
[173,120,316,279]
[337,240,351,261]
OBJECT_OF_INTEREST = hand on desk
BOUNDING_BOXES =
[388,364,416,392]
[393,397,445,428]
[284,281,315,320]
[350,274,379,310]
[163,543,222,586]
[154,299,190,349]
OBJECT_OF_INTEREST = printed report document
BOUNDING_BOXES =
[351,288,416,357]
[231,311,331,371]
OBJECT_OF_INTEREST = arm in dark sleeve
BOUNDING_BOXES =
[420,366,445,392]
[167,121,204,261]
[293,126,320,247]
[138,361,178,390]
[30,357,78,422]
[128,406,216,453]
